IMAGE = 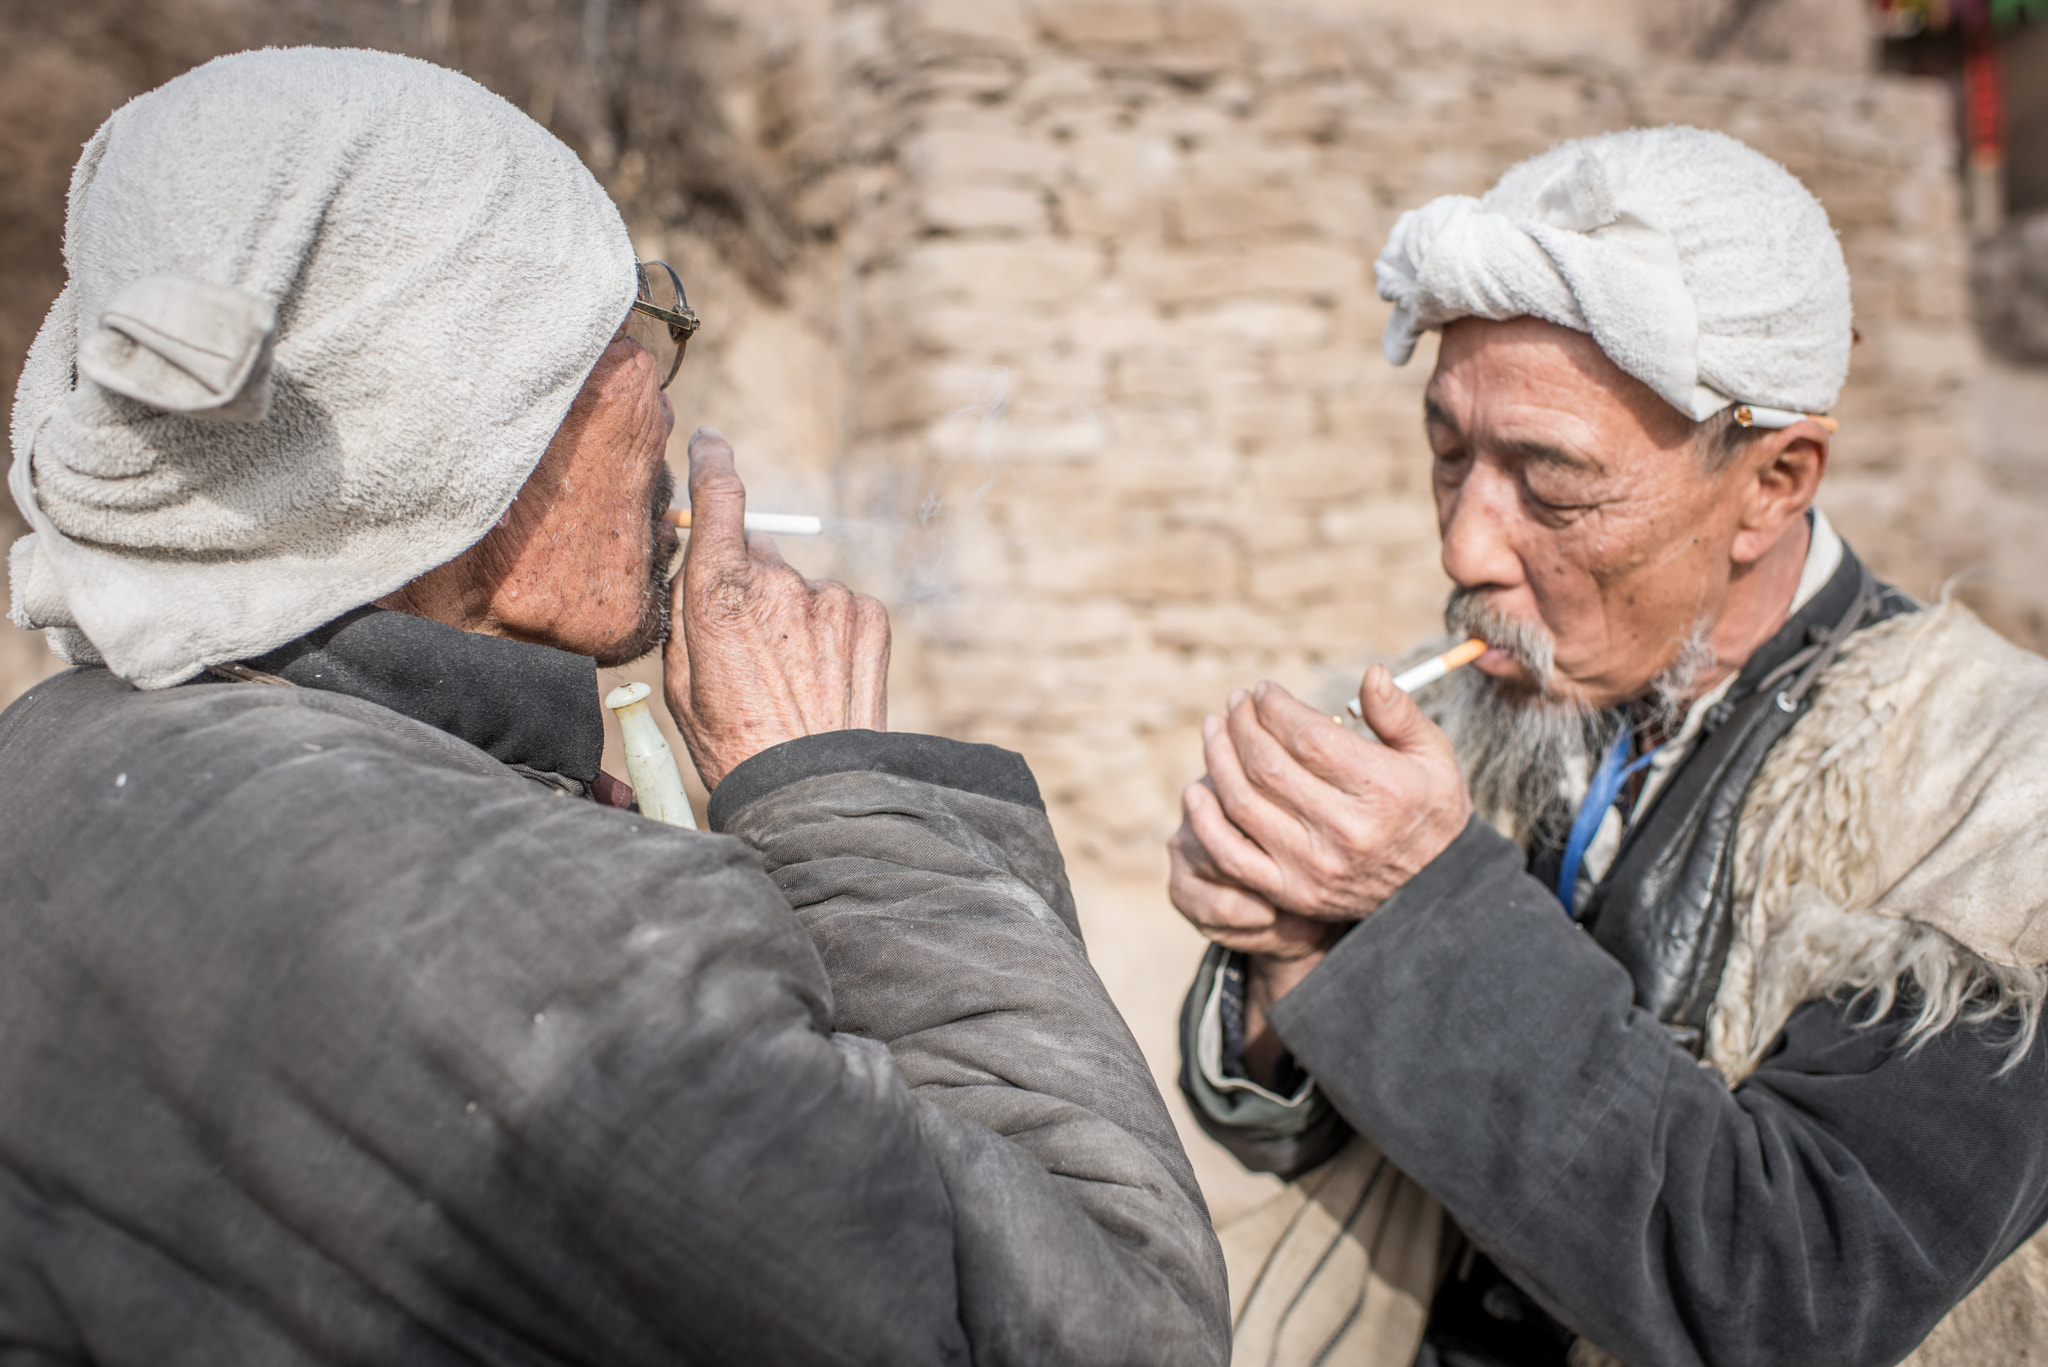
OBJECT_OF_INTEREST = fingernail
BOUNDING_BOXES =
[1202,714,1221,739]
[1372,666,1394,701]
[1254,681,1270,703]
[1227,688,1248,710]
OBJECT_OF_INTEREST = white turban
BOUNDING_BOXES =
[1375,126,1852,422]
[7,48,635,689]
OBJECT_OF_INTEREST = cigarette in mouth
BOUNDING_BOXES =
[1346,637,1488,717]
[664,508,824,536]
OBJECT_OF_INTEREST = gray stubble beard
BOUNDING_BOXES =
[591,463,677,669]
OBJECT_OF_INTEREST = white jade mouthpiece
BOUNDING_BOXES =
[603,682,697,829]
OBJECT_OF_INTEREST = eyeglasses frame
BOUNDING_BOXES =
[628,259,700,389]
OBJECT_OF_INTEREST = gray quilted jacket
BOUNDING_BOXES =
[0,608,1226,1365]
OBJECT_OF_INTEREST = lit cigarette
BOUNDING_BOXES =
[1346,637,1488,717]
[1732,404,1839,434]
[664,508,824,536]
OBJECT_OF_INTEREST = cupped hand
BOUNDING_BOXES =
[1183,669,1472,922]
[1168,780,1343,1088]
[1168,783,1342,960]
[663,427,890,788]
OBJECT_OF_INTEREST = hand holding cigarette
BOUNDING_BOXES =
[661,428,889,789]
[1166,665,1475,1089]
[1175,672,1473,924]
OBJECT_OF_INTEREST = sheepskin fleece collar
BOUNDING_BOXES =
[6,47,635,689]
[1681,604,2048,1367]
[1576,602,2048,1367]
[1708,601,2048,1083]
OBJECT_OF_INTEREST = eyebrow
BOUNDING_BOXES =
[1423,397,1603,475]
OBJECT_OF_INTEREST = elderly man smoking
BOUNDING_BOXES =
[1172,128,2048,1367]
[0,49,1227,1364]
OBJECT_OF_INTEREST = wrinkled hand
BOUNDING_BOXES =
[1168,788,1341,960]
[1179,669,1471,924]
[1169,793,1340,1087]
[664,428,890,788]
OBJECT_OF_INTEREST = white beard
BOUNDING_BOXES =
[1423,595,1718,848]
[1421,668,1616,849]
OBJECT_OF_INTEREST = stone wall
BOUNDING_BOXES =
[797,0,2004,1212]
[1648,0,1880,69]
[841,1,1988,871]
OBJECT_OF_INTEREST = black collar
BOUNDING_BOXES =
[245,607,605,786]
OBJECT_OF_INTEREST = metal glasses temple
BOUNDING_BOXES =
[630,297,700,338]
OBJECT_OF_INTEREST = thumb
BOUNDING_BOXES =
[1355,665,1456,763]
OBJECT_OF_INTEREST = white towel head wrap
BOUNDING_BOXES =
[1376,126,1851,423]
[7,47,636,688]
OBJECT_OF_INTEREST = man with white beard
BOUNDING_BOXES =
[1169,127,2048,1367]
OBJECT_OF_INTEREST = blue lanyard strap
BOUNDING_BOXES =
[1555,728,1663,918]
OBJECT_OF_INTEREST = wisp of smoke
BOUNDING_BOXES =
[905,366,1011,607]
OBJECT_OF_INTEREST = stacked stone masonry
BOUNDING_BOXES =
[836,0,1990,877]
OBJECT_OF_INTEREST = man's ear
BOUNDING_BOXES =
[1729,421,1828,566]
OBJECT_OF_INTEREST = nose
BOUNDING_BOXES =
[1438,460,1525,594]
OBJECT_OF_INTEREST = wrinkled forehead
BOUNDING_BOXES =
[1425,317,1698,455]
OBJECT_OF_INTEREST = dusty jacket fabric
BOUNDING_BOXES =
[0,612,1227,1365]
[1262,820,2048,1367]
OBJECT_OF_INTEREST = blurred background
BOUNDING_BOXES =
[2,0,2043,1219]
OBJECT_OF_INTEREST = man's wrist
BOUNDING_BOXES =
[1241,946,1331,1087]
[1249,950,1327,1007]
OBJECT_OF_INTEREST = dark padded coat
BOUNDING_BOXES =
[1179,553,2048,1367]
[0,609,1227,1366]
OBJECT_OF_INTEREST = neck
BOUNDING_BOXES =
[1692,515,1812,700]
[377,547,519,640]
